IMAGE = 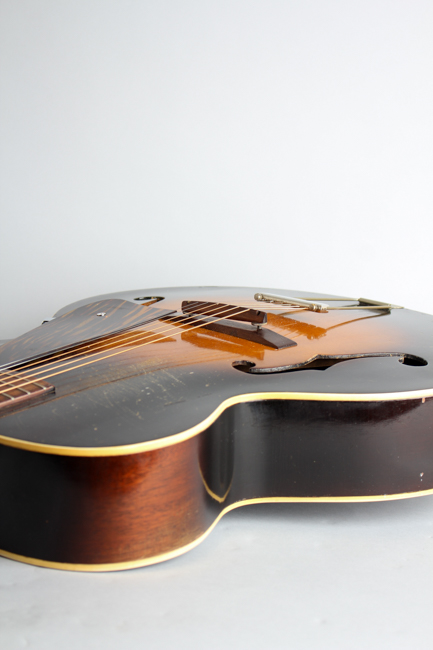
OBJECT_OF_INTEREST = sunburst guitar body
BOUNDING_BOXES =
[1,286,433,571]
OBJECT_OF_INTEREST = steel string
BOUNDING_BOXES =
[0,303,262,393]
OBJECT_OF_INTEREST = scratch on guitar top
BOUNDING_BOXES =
[121,407,143,420]
[158,370,186,386]
[100,391,115,408]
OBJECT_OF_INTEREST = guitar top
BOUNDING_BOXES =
[0,286,432,571]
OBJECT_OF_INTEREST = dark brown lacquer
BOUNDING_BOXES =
[1,286,433,571]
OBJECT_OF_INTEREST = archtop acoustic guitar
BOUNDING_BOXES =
[0,286,432,571]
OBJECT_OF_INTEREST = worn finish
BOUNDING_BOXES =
[1,286,433,570]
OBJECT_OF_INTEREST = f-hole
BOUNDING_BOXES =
[232,353,428,374]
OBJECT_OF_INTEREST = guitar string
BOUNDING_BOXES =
[0,300,207,376]
[0,301,257,383]
[0,296,365,388]
[0,304,262,393]
[1,302,306,387]
[0,302,307,394]
[0,302,245,390]
[1,302,302,377]
[4,301,212,372]
[1,296,390,397]
[1,302,282,393]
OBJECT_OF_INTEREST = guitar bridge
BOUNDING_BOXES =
[178,301,297,350]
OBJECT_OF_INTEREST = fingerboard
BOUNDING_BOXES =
[0,371,55,411]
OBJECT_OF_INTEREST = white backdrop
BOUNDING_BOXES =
[1,0,433,339]
[2,4,433,649]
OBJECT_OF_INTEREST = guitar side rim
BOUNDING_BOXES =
[1,388,433,457]
[1,488,433,572]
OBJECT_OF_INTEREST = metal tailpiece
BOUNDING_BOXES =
[254,293,330,312]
